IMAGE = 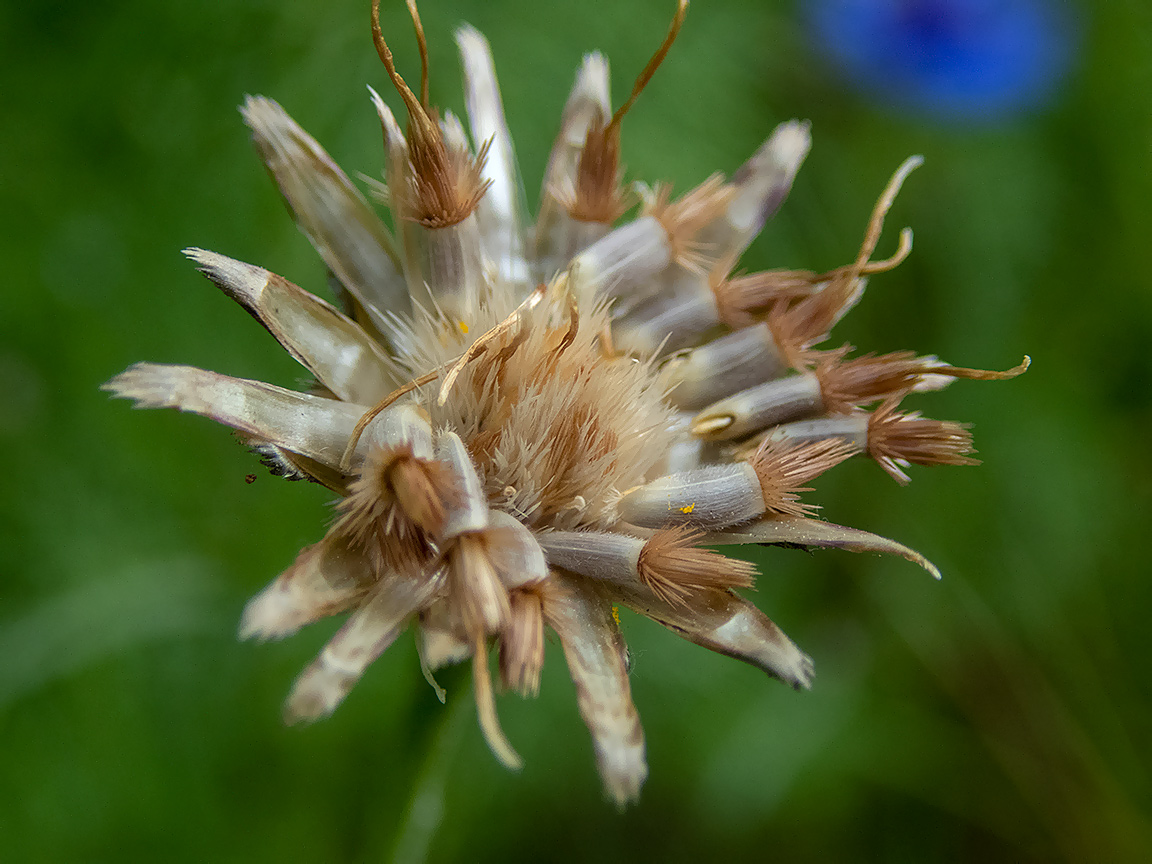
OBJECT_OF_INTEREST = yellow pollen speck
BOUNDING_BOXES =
[679,502,696,514]
[458,320,469,334]
[611,605,620,626]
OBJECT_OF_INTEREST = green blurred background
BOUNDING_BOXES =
[3,0,1151,860]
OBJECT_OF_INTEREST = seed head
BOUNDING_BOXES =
[102,1,1027,805]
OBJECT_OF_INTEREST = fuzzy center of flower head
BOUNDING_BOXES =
[103,0,1026,808]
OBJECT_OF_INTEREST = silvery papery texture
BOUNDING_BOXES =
[105,1,1027,805]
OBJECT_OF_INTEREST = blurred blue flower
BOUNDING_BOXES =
[807,0,1076,121]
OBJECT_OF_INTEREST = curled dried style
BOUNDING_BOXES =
[103,0,1028,806]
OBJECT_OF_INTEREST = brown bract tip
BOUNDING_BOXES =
[569,0,688,224]
[372,0,490,227]
[747,437,860,517]
[637,526,756,607]
[867,395,979,484]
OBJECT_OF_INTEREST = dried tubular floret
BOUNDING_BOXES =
[748,396,981,485]
[637,526,758,606]
[102,363,368,470]
[763,273,862,357]
[566,0,688,225]
[442,513,547,663]
[649,175,739,274]
[435,433,511,635]
[542,576,646,807]
[691,372,825,440]
[185,248,401,405]
[239,96,408,329]
[567,215,673,303]
[371,0,491,230]
[447,533,512,636]
[617,463,767,530]
[661,323,789,411]
[371,0,492,322]
[817,349,1031,413]
[536,528,755,607]
[766,157,921,352]
[619,256,826,358]
[569,176,736,304]
[615,258,853,359]
[333,445,451,573]
[239,537,376,642]
[713,268,827,330]
[817,349,926,412]
[534,52,613,278]
[688,347,1008,441]
[435,437,550,635]
[695,120,812,266]
[456,24,528,286]
[622,437,854,527]
[284,569,442,723]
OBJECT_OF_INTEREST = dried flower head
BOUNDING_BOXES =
[104,0,1027,806]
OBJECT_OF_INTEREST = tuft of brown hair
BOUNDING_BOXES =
[746,437,860,517]
[867,395,979,484]
[332,443,455,572]
[568,0,689,224]
[372,0,491,227]
[817,349,925,412]
[636,527,757,607]
[651,176,738,272]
